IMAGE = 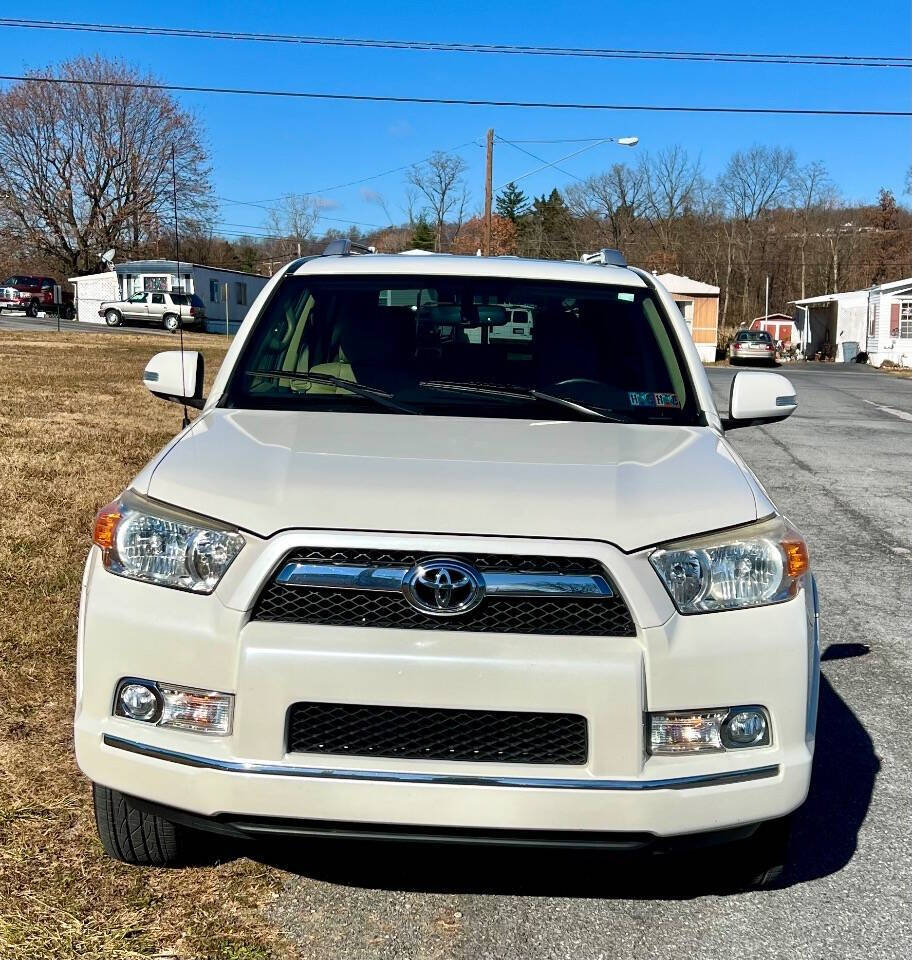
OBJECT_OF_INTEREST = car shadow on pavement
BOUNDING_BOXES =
[242,673,877,899]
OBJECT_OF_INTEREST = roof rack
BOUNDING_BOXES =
[322,238,376,257]
[580,248,627,268]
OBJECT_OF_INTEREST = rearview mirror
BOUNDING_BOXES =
[722,371,796,430]
[143,351,205,409]
[417,303,508,327]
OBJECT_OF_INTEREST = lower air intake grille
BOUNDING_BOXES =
[286,701,588,764]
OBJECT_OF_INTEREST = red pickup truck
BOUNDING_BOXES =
[0,275,76,319]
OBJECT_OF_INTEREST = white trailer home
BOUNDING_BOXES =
[793,276,912,366]
[69,259,268,334]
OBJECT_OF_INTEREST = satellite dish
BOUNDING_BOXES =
[101,249,115,267]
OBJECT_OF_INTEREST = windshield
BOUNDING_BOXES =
[225,274,698,424]
[737,330,772,343]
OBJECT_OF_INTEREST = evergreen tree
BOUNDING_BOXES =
[527,189,574,258]
[495,182,529,222]
[411,216,436,251]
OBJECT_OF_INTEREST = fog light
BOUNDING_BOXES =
[116,682,161,722]
[722,708,770,748]
[113,679,233,735]
[648,710,727,754]
[159,685,233,735]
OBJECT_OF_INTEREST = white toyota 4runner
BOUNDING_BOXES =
[76,245,819,886]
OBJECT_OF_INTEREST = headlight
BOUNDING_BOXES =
[92,491,244,593]
[649,515,809,614]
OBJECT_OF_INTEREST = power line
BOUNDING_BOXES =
[0,73,907,117]
[215,140,481,206]
[212,214,388,232]
[0,19,909,69]
[493,139,616,190]
[495,135,586,185]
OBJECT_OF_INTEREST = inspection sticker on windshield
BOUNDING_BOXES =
[628,391,681,409]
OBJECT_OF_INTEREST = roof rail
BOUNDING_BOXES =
[580,248,627,268]
[322,238,376,257]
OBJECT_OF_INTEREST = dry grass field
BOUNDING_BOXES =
[0,331,287,959]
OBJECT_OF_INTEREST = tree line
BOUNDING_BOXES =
[0,57,909,340]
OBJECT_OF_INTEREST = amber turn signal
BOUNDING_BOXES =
[782,537,810,578]
[92,500,121,550]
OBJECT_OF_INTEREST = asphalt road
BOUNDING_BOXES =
[258,364,910,959]
[0,313,178,336]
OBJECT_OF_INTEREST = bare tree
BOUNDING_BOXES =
[719,145,796,323]
[406,151,469,251]
[640,146,702,270]
[789,160,837,299]
[265,194,320,258]
[0,56,211,275]
[567,162,645,254]
[361,188,395,226]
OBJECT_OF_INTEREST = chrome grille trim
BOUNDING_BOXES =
[251,547,636,636]
[275,561,614,599]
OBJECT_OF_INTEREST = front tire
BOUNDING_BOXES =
[104,310,122,327]
[25,300,38,318]
[163,313,180,333]
[93,783,194,866]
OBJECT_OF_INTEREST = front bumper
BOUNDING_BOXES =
[75,531,818,840]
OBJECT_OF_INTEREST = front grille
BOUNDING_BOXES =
[287,701,588,764]
[252,548,636,637]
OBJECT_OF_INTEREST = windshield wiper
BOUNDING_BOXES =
[418,380,631,423]
[246,370,418,414]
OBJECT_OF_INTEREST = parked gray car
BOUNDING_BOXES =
[730,329,776,366]
[99,291,206,332]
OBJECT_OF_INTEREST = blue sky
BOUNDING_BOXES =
[3,2,910,237]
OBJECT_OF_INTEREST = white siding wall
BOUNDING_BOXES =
[867,293,881,357]
[836,298,868,362]
[71,272,119,324]
[192,267,269,333]
[871,292,912,367]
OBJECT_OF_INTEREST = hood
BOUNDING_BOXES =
[142,409,761,551]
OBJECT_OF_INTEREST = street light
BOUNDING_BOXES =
[483,132,640,254]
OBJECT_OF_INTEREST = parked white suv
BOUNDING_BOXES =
[76,245,818,885]
[99,290,206,332]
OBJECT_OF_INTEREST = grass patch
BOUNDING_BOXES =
[0,332,288,959]
[874,364,912,379]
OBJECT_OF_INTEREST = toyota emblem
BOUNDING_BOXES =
[402,559,485,617]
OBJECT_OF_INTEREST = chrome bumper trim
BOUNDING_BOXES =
[103,734,779,791]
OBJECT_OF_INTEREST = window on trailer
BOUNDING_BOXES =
[900,302,912,339]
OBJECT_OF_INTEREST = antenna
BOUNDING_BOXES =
[171,144,190,429]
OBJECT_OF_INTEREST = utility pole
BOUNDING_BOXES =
[483,128,494,256]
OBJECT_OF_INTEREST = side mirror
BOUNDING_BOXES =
[722,370,796,430]
[143,351,205,409]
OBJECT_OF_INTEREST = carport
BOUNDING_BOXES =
[792,290,868,362]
